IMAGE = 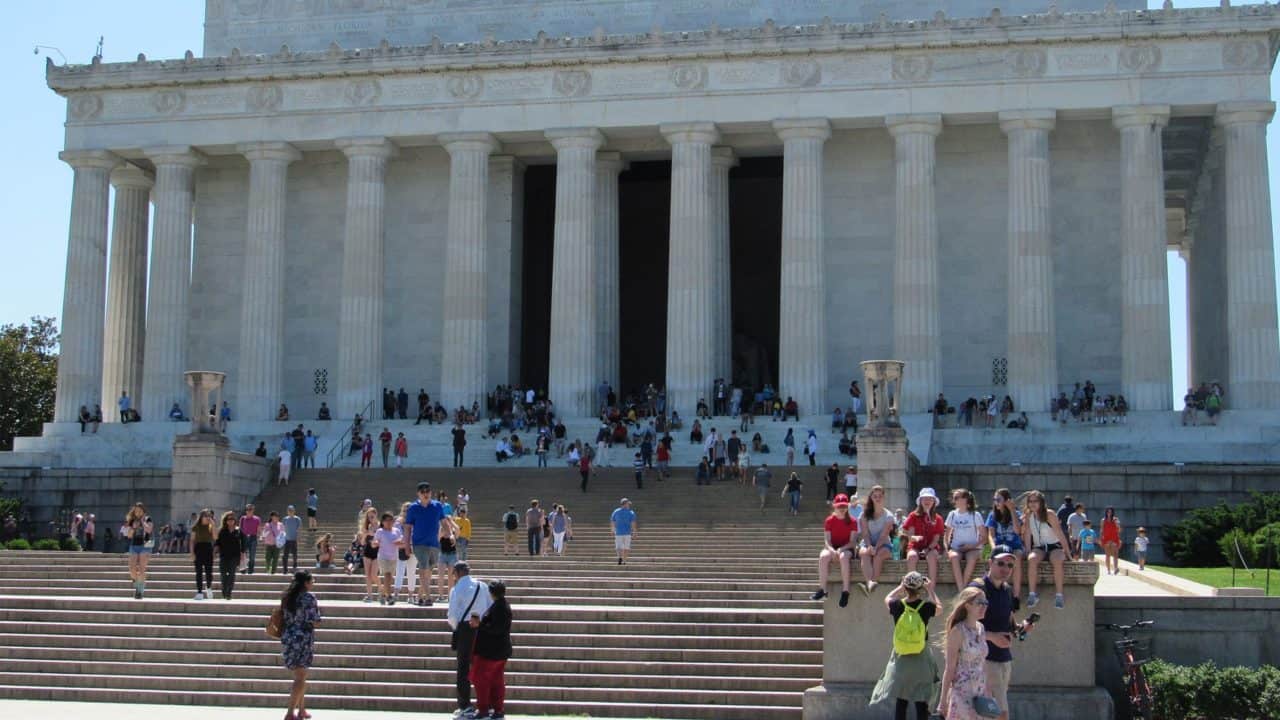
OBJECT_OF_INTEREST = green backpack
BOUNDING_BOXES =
[893,602,927,655]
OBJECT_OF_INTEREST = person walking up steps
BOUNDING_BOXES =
[611,498,637,565]
[502,506,519,556]
[282,506,303,574]
[525,500,545,557]
[753,464,773,512]
[306,489,319,531]
[279,570,321,720]
[215,511,244,600]
[550,504,573,556]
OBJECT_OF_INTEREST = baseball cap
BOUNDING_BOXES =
[991,544,1017,559]
[620,497,631,504]
[832,494,851,507]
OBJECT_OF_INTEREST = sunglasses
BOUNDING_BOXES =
[971,599,990,607]
[994,561,1014,568]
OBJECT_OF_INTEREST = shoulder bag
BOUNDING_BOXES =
[450,586,482,650]
[266,605,284,639]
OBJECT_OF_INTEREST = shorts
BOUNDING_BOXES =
[377,558,397,574]
[504,530,519,545]
[614,534,632,551]
[1082,549,1096,561]
[412,545,441,567]
[128,545,152,555]
[756,485,769,497]
[306,508,317,518]
[1033,543,1063,556]
[1135,550,1147,560]
[985,660,1011,713]
[439,551,457,567]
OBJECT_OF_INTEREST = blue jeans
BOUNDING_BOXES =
[243,535,258,573]
[528,528,541,556]
[788,490,801,512]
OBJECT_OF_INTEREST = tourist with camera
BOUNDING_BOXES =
[969,545,1037,720]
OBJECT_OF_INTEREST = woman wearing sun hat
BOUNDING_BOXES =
[870,571,941,720]
[812,493,858,608]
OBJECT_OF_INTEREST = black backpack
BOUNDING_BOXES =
[504,512,518,531]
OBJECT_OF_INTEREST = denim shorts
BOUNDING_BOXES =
[128,545,152,555]
[412,545,440,566]
[439,551,458,567]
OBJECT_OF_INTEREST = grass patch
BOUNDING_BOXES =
[1149,565,1280,596]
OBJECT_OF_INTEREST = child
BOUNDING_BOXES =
[632,452,644,489]
[371,512,402,605]
[869,572,941,720]
[1078,520,1098,562]
[1067,503,1088,559]
[1134,527,1150,570]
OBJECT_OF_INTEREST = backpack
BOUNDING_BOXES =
[892,601,928,655]
[504,512,519,531]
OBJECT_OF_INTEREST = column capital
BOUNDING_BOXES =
[660,122,719,145]
[237,141,302,164]
[546,127,604,151]
[998,109,1057,133]
[109,164,154,190]
[144,146,207,168]
[58,149,119,171]
[885,114,943,138]
[1216,101,1276,127]
[335,137,398,159]
[710,146,739,169]
[438,132,499,155]
[596,151,628,174]
[772,118,831,142]
[1112,105,1171,129]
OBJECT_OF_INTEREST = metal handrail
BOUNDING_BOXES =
[325,400,373,468]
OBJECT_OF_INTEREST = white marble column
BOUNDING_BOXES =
[1113,105,1173,411]
[141,147,203,422]
[101,164,152,420]
[710,147,737,384]
[439,133,498,412]
[1217,101,1280,409]
[774,120,830,417]
[334,138,396,418]
[544,128,602,417]
[595,150,625,392]
[887,115,943,413]
[661,122,719,415]
[1000,110,1058,413]
[236,142,300,420]
[54,150,117,422]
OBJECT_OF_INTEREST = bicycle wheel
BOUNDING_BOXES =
[1130,664,1155,720]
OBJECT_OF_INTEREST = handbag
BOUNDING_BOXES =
[973,695,1001,718]
[265,606,284,639]
[449,586,482,650]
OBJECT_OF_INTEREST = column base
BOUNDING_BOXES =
[804,683,1113,720]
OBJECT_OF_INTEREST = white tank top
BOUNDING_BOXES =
[1029,513,1056,547]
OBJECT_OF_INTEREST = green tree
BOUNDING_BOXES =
[0,316,58,451]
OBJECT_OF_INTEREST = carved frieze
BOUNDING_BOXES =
[553,70,592,97]
[670,64,708,91]
[246,84,284,112]
[1119,44,1162,73]
[1223,39,1267,69]
[344,77,382,106]
[447,74,484,100]
[780,59,821,87]
[68,93,103,121]
[1007,48,1048,78]
[151,89,186,115]
[892,54,932,82]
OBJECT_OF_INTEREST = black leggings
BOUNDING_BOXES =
[193,543,213,592]
[895,699,929,720]
[218,556,237,598]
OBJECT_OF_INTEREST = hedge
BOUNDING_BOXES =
[1163,492,1280,566]
[4,539,29,550]
[31,539,60,551]
[1147,659,1280,719]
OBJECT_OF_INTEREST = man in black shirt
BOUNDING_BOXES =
[451,424,467,467]
[969,545,1033,720]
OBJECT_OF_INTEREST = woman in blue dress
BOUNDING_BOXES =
[281,570,321,720]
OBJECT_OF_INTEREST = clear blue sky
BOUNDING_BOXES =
[0,1,1269,406]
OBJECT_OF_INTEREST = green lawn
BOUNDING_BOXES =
[1149,565,1280,596]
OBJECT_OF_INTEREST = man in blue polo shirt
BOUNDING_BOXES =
[610,498,637,565]
[969,545,1034,720]
[404,482,446,606]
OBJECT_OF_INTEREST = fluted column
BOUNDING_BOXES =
[141,147,203,422]
[1217,101,1280,408]
[236,142,300,420]
[888,115,943,413]
[1114,105,1173,411]
[54,150,117,422]
[661,122,719,415]
[710,147,737,384]
[439,133,498,412]
[334,138,396,418]
[101,164,152,419]
[774,120,830,416]
[1000,110,1058,413]
[595,150,625,392]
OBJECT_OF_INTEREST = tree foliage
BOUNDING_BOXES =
[0,317,58,451]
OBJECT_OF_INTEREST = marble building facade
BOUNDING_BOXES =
[41,1,1280,428]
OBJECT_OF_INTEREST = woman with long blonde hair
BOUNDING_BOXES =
[937,586,990,719]
[121,503,154,599]
[357,507,380,603]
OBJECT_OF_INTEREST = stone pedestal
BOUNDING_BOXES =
[857,360,911,510]
[803,560,1112,720]
[171,434,271,521]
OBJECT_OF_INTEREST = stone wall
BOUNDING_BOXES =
[0,467,173,538]
[917,464,1280,563]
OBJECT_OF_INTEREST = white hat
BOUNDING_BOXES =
[917,487,939,503]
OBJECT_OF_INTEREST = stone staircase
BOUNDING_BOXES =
[0,468,834,719]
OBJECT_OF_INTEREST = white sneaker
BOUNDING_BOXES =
[193,592,204,600]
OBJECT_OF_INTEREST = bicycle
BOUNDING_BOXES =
[1098,619,1156,720]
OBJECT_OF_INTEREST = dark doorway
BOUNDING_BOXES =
[729,157,782,392]
[618,160,671,397]
[519,164,555,392]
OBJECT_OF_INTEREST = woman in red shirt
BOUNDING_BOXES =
[812,494,858,608]
[902,488,945,585]
[1100,507,1122,576]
